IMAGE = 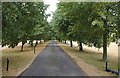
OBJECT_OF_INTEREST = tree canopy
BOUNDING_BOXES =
[51,2,119,61]
[2,2,51,51]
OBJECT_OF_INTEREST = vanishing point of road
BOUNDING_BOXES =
[20,41,86,76]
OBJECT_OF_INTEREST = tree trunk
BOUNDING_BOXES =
[21,42,25,52]
[102,29,108,62]
[79,41,83,51]
[65,40,66,44]
[70,40,73,47]
[102,18,108,62]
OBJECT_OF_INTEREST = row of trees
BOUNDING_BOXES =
[51,2,120,61]
[2,2,51,51]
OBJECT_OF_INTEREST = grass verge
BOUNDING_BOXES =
[2,41,49,76]
[58,42,118,77]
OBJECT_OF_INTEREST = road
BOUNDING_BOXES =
[19,41,86,76]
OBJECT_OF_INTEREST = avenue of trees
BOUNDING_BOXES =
[1,2,120,61]
[2,2,51,51]
[51,2,120,61]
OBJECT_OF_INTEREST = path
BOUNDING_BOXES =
[19,41,86,76]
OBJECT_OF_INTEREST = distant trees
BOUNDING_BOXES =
[51,2,119,61]
[2,2,50,51]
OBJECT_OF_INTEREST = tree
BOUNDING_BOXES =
[91,2,118,61]
[2,2,49,51]
[51,2,119,61]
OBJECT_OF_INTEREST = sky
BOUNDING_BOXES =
[44,0,59,22]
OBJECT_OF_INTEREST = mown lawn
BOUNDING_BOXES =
[58,42,118,76]
[2,41,49,76]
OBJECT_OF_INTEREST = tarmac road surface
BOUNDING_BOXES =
[19,41,86,76]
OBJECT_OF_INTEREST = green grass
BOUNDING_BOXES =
[78,52,117,71]
[58,42,118,76]
[75,51,118,72]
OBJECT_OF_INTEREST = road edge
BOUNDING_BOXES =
[57,42,115,76]
[17,42,50,77]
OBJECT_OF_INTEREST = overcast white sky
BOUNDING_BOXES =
[44,0,59,22]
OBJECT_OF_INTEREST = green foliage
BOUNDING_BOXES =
[51,2,119,61]
[52,2,119,46]
[2,2,50,49]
